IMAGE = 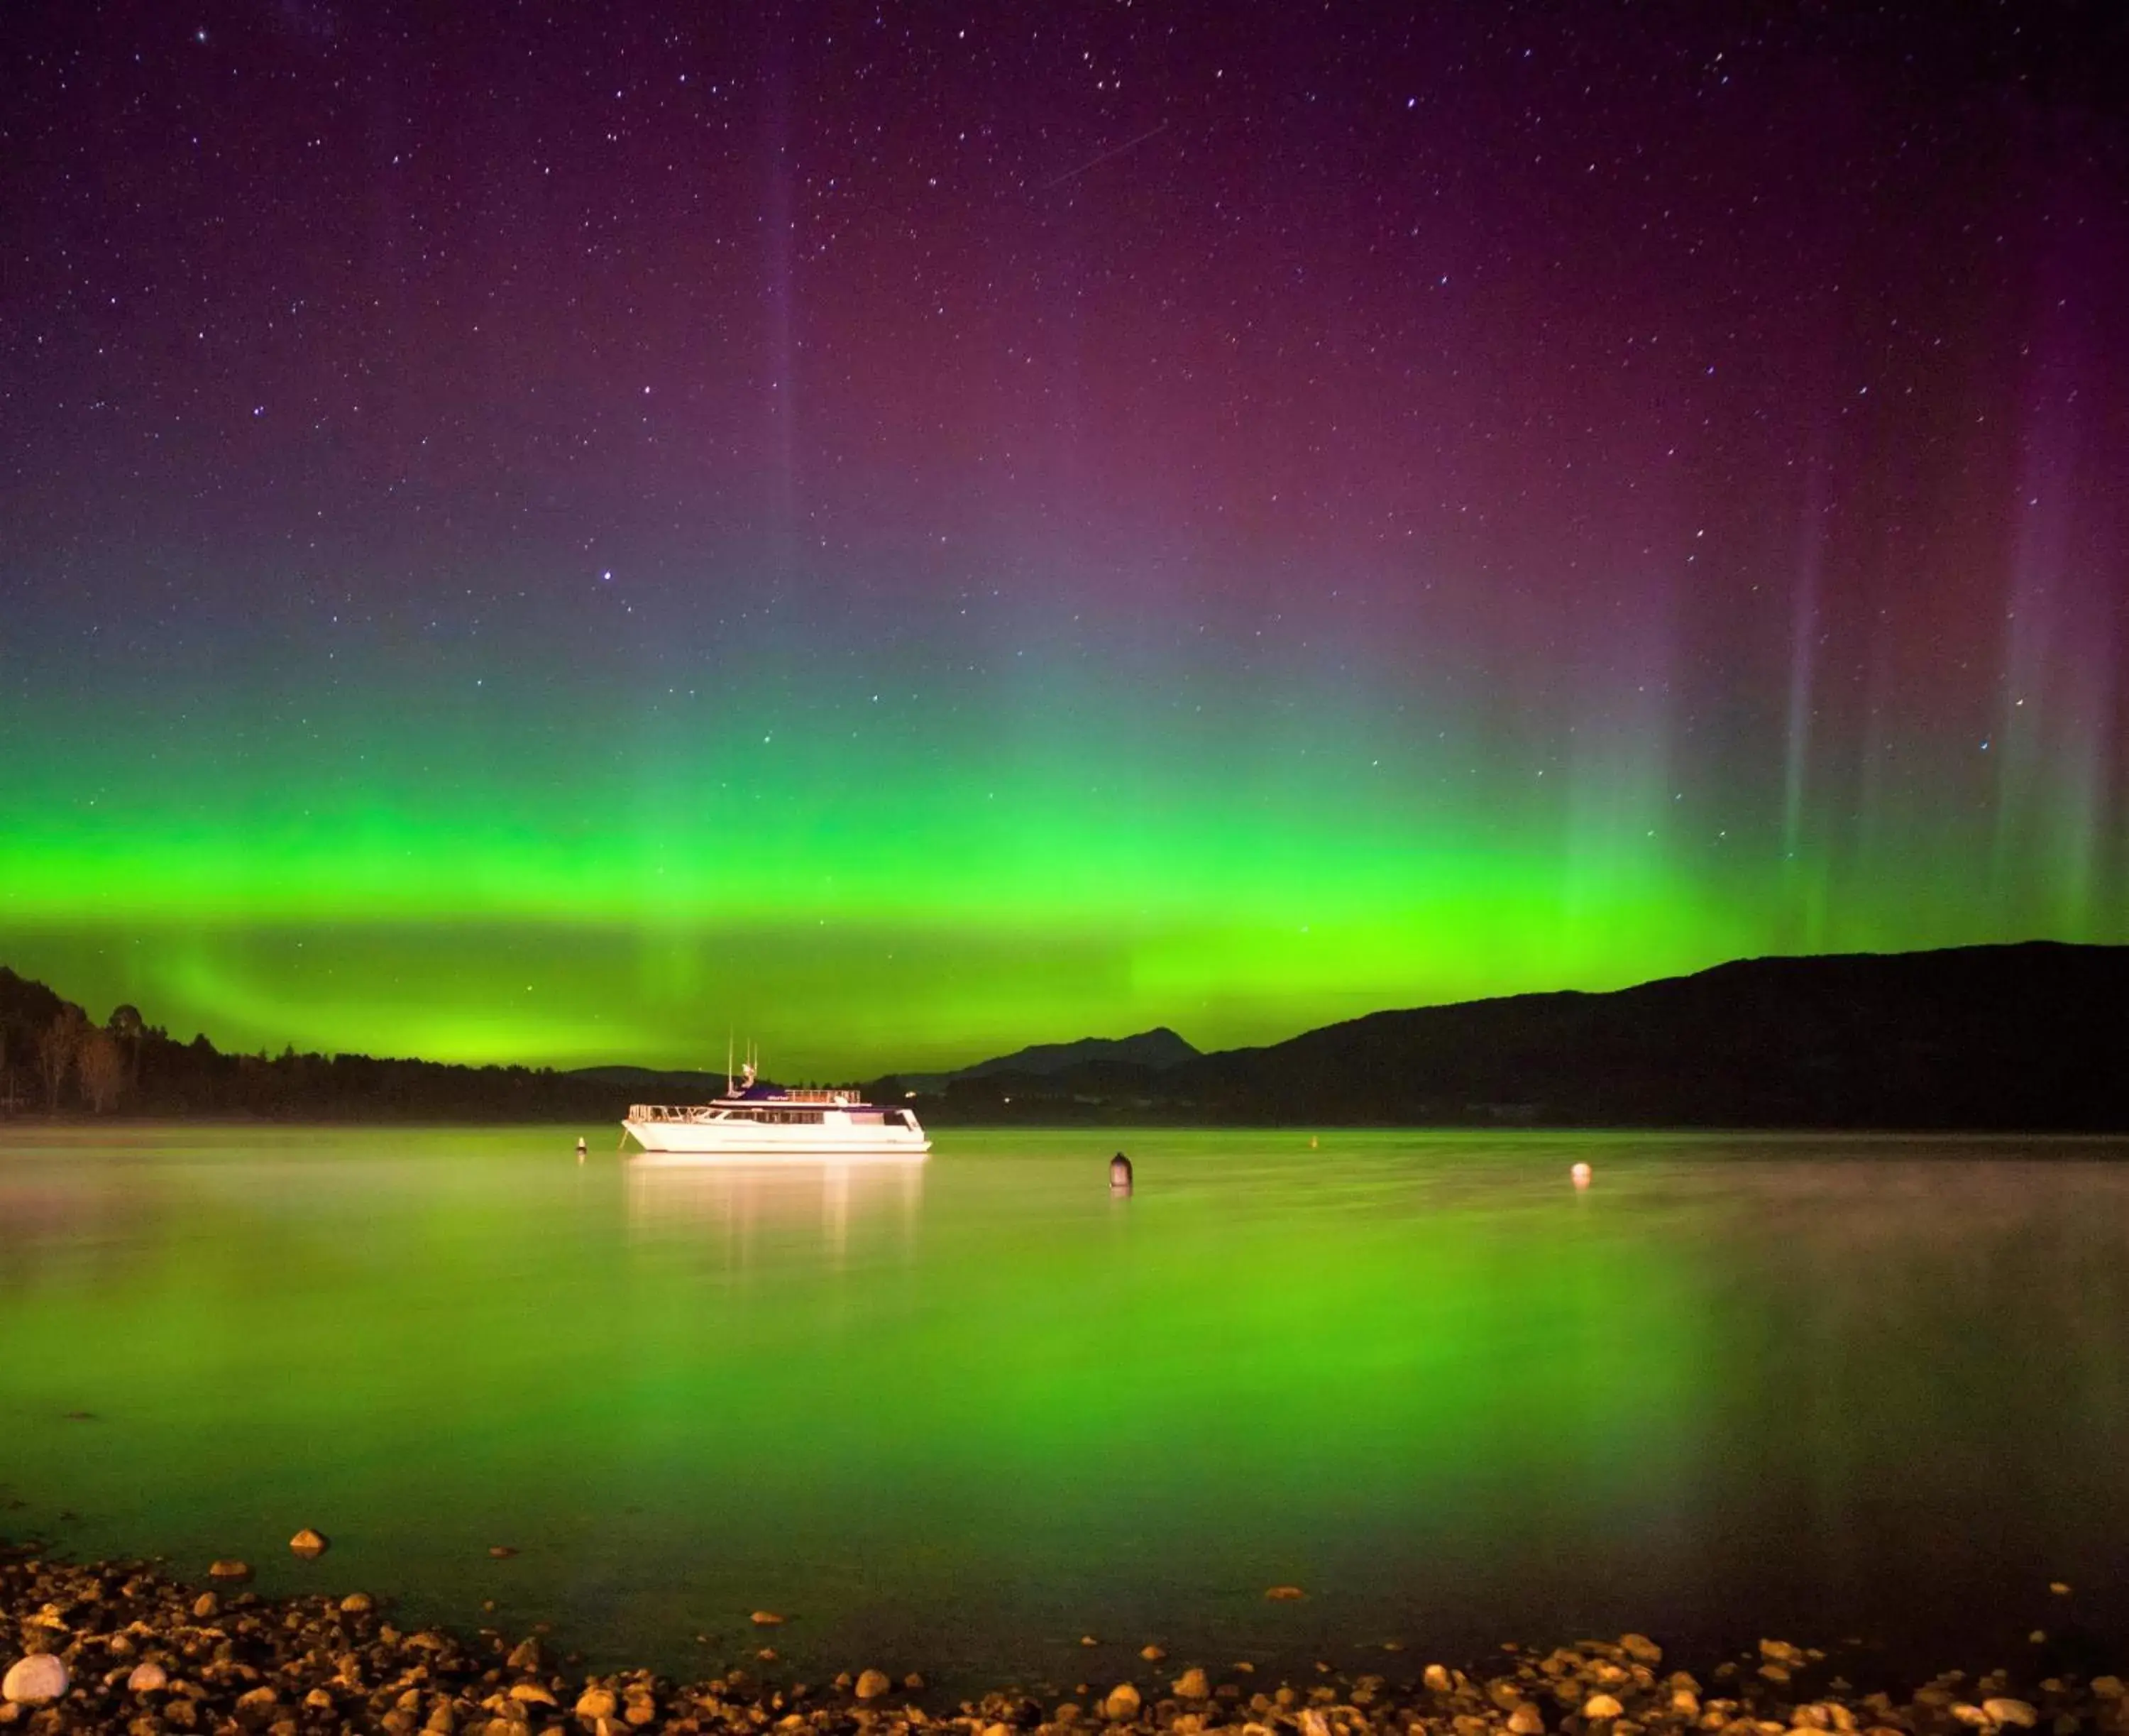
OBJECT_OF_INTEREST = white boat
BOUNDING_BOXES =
[623,1061,930,1161]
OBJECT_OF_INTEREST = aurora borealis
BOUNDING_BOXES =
[4,4,2127,1075]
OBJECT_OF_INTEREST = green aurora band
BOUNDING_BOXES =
[2,595,2115,1076]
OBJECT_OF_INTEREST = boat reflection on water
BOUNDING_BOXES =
[622,1155,924,1268]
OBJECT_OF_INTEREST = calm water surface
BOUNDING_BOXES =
[1,1127,2127,1683]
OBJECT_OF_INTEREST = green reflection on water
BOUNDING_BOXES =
[3,1128,2128,1681]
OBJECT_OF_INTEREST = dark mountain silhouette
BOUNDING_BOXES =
[890,1028,1199,1094]
[962,1026,1198,1077]
[895,942,2129,1130]
[0,966,700,1123]
[957,1027,1198,1079]
[5,942,2127,1128]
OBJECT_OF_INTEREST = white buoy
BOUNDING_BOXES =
[576,1137,588,1163]
[1570,1160,1592,1189]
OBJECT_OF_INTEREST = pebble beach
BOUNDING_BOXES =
[3,1542,2121,1736]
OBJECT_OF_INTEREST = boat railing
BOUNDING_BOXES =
[629,1094,858,1120]
[629,1104,713,1123]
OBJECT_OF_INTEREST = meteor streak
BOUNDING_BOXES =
[1040,120,1172,191]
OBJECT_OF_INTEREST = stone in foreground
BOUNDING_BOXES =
[2,1654,68,1705]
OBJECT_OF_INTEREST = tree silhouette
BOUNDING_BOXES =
[35,1009,84,1110]
[109,1003,145,1084]
[77,1027,126,1114]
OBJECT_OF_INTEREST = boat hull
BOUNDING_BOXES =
[624,1120,930,1160]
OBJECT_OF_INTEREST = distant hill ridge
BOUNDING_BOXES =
[4,942,2127,1127]
[0,964,628,1121]
[905,941,2129,1130]
[889,1027,1198,1093]
[958,1027,1199,1078]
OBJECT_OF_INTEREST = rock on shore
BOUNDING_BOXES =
[0,1655,66,1705]
[3,1543,2126,1736]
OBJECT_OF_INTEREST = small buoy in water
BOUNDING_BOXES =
[1109,1151,1133,1193]
[1309,1135,1318,1149]
[1570,1161,1592,1189]
[576,1137,588,1161]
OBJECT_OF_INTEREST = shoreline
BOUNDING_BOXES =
[4,1546,2123,1736]
[9,1116,2129,1141]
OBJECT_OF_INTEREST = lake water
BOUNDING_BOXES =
[1,1126,2127,1689]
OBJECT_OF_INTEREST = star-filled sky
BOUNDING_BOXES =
[4,2,2127,1075]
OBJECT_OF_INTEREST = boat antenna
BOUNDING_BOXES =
[726,1032,733,1096]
